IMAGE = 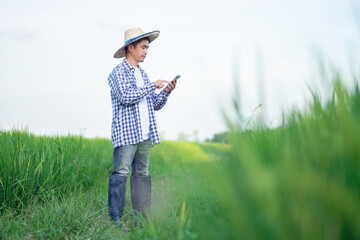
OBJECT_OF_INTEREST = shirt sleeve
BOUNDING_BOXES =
[109,68,156,105]
[152,89,171,111]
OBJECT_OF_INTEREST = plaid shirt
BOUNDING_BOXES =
[108,58,170,149]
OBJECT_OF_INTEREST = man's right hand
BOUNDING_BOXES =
[154,80,170,89]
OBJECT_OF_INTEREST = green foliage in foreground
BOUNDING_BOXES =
[205,80,360,239]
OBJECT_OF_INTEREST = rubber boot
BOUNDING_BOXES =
[130,175,151,218]
[108,174,127,222]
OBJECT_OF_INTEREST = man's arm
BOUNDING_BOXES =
[152,90,170,110]
[152,78,177,110]
[109,69,168,105]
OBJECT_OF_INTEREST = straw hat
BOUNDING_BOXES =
[114,27,160,58]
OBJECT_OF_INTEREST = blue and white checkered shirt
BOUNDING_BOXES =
[108,58,170,149]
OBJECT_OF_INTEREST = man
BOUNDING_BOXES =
[107,27,177,225]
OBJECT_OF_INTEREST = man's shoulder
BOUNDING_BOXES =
[109,62,128,78]
[113,61,127,72]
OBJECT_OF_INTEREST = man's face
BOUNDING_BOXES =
[129,39,149,63]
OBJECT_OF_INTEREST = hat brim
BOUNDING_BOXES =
[114,30,160,58]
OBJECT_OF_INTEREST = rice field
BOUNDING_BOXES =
[1,73,360,239]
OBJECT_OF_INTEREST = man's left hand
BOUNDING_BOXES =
[165,79,177,93]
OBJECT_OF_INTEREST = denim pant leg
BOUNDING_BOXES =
[131,140,151,177]
[112,144,137,176]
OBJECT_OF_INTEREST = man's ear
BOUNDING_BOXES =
[128,44,134,52]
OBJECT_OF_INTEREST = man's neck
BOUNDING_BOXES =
[126,56,139,68]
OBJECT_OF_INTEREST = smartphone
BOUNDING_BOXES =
[173,75,181,81]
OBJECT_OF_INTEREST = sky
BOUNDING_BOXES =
[1,0,360,141]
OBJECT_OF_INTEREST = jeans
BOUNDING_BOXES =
[112,140,151,177]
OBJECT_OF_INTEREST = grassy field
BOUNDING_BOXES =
[0,131,228,239]
[1,76,360,239]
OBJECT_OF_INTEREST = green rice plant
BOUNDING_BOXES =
[0,190,122,239]
[0,127,227,239]
[201,76,360,239]
[0,131,113,212]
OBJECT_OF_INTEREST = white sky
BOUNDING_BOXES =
[1,0,360,141]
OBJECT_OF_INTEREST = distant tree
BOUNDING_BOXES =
[159,131,166,140]
[207,131,231,144]
[193,130,199,142]
[177,132,190,141]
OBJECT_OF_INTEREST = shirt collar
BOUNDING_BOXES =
[122,58,144,73]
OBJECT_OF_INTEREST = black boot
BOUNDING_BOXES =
[130,175,151,218]
[108,174,127,222]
